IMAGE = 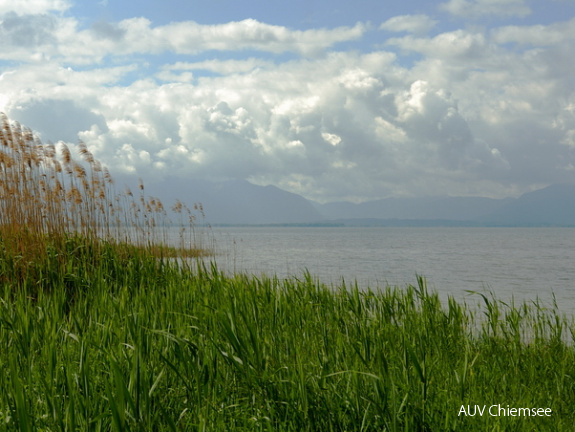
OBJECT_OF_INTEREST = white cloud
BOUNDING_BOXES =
[0,16,366,64]
[492,17,575,46]
[380,14,438,34]
[322,132,342,146]
[387,30,490,60]
[439,0,531,18]
[163,59,273,76]
[132,19,365,57]
[4,37,573,200]
[0,0,70,15]
[0,63,137,111]
[2,5,575,201]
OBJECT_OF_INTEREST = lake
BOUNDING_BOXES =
[196,226,575,313]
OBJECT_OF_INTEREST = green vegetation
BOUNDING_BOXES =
[1,262,574,431]
[0,113,206,267]
[1,114,575,430]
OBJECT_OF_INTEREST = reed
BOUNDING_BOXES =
[0,113,207,287]
[0,265,573,430]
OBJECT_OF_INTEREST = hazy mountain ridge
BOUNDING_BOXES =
[315,196,513,222]
[317,184,575,227]
[146,178,323,225]
[478,184,575,226]
[148,180,575,226]
[316,184,575,227]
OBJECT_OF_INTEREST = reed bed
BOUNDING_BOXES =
[0,113,207,289]
[1,266,574,430]
[1,113,574,430]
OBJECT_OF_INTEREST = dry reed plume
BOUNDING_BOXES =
[0,112,206,273]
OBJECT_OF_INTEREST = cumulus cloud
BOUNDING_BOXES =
[162,59,274,76]
[492,17,575,46]
[0,0,70,15]
[10,99,108,143]
[2,4,575,201]
[439,0,531,18]
[380,14,438,34]
[387,30,491,61]
[0,12,57,47]
[1,48,516,201]
[90,20,127,41]
[0,15,366,64]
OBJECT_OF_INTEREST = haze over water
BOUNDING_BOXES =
[203,226,575,313]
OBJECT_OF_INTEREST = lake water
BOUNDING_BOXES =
[197,227,575,313]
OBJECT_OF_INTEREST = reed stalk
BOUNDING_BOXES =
[0,113,207,287]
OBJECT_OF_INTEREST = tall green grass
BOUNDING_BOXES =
[1,262,574,430]
[1,113,574,430]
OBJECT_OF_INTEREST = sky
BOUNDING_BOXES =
[1,0,575,203]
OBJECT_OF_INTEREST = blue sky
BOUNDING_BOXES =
[78,1,421,29]
[1,0,575,202]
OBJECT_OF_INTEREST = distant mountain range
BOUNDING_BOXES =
[314,196,512,223]
[478,183,575,226]
[315,184,575,227]
[147,179,323,225]
[147,180,575,227]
